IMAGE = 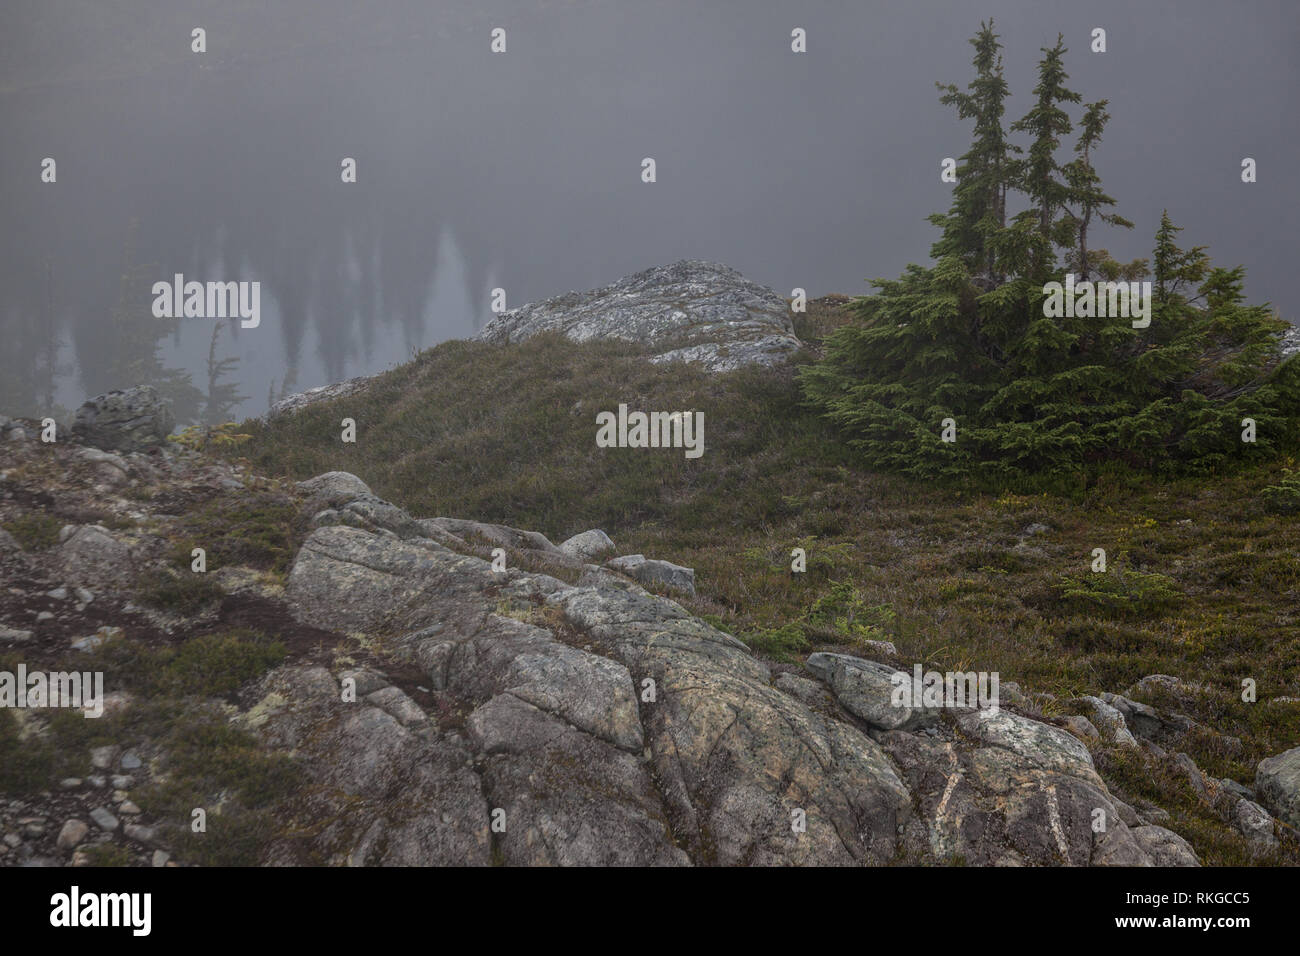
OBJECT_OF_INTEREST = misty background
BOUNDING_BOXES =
[1,0,1296,422]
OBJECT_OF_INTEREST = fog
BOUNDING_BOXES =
[1,0,1295,419]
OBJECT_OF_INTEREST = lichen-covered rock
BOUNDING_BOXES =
[267,376,371,419]
[1071,695,1138,748]
[245,665,492,867]
[606,553,696,595]
[286,525,566,634]
[1256,745,1300,828]
[477,260,802,372]
[558,529,616,562]
[71,386,174,452]
[806,652,936,731]
[58,525,134,588]
[297,471,373,509]
[468,694,685,866]
[1233,799,1278,851]
[263,471,1210,866]
[1129,826,1200,866]
[424,517,561,554]
[553,585,912,865]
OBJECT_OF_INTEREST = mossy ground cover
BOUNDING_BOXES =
[0,629,294,865]
[227,303,1300,864]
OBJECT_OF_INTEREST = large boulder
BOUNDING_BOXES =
[1255,745,1300,828]
[71,386,174,452]
[58,524,134,588]
[477,260,803,372]
[606,554,696,595]
[270,472,1203,867]
[559,529,616,562]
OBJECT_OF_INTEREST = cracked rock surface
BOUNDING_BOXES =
[255,471,1203,866]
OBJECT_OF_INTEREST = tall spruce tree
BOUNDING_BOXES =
[928,19,1017,282]
[1061,101,1132,281]
[1009,35,1081,279]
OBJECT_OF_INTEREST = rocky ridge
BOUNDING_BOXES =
[477,259,803,373]
[4,399,1296,865]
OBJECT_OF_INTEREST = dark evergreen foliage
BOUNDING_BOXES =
[801,22,1296,483]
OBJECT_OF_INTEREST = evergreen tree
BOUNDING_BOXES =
[1009,35,1081,278]
[103,223,203,424]
[800,27,1298,485]
[1061,101,1132,281]
[928,19,1017,282]
[1153,209,1209,309]
[202,324,249,425]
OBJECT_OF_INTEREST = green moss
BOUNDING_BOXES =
[0,709,57,794]
[163,630,286,696]
[138,572,225,615]
[176,494,305,575]
[81,629,285,699]
[80,843,133,867]
[1,512,63,550]
[742,622,810,661]
[1054,567,1182,618]
[136,716,300,867]
[1260,469,1300,515]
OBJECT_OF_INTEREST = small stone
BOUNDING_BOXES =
[72,626,121,652]
[2,833,21,848]
[94,691,133,721]
[861,639,898,657]
[124,823,161,846]
[90,745,117,770]
[86,775,107,788]
[71,850,91,867]
[119,802,141,815]
[119,751,142,771]
[1233,799,1278,850]
[56,820,90,851]
[46,587,69,600]
[35,611,54,623]
[75,587,94,604]
[151,850,170,868]
[111,789,129,803]
[58,778,83,790]
[0,625,35,644]
[111,774,133,789]
[22,821,45,838]
[89,807,119,832]
[558,529,617,562]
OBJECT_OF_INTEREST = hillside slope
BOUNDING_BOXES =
[217,271,1300,865]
